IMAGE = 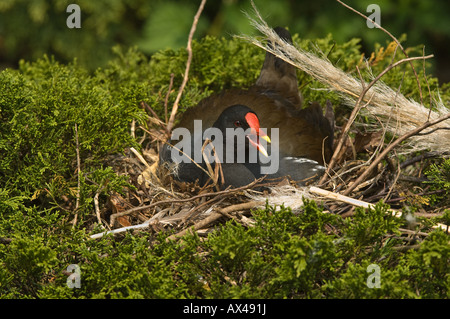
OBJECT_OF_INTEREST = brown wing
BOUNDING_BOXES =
[175,27,334,165]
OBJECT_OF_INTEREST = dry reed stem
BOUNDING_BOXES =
[162,141,212,177]
[241,2,450,157]
[201,138,225,191]
[130,147,151,169]
[310,187,449,231]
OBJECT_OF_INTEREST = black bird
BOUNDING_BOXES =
[161,104,326,188]
[160,104,271,189]
[160,26,334,188]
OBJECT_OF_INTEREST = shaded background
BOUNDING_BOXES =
[1,0,449,83]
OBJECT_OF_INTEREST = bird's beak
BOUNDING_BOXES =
[260,134,271,144]
[245,113,271,157]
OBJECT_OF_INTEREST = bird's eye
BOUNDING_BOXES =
[234,120,242,127]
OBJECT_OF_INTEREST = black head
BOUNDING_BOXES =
[212,104,256,132]
[211,104,270,160]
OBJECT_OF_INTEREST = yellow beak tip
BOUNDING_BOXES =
[262,135,271,144]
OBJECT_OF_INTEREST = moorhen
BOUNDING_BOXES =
[160,104,271,188]
[160,26,334,188]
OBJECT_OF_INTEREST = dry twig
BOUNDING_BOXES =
[343,112,450,195]
[166,200,264,241]
[107,177,263,228]
[320,55,434,186]
[166,0,207,134]
[336,0,424,106]
[310,187,449,231]
[94,184,106,226]
[164,73,175,123]
[241,1,449,155]
[72,123,81,227]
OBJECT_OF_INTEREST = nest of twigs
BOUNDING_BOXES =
[90,119,448,241]
[94,134,317,241]
[89,1,449,241]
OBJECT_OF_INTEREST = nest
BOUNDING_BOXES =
[91,137,318,241]
[89,122,448,242]
[88,1,449,241]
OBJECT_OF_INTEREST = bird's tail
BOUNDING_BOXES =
[254,26,303,107]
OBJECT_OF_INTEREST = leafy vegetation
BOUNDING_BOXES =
[2,0,450,83]
[1,200,448,298]
[0,32,449,298]
[425,158,450,205]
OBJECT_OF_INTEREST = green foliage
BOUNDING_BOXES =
[424,158,450,204]
[2,201,448,298]
[2,0,450,84]
[71,235,191,298]
[0,56,147,199]
[406,231,450,298]
[343,202,402,248]
[0,0,153,70]
[1,34,449,299]
[2,237,58,297]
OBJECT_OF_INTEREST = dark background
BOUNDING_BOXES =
[1,0,449,83]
